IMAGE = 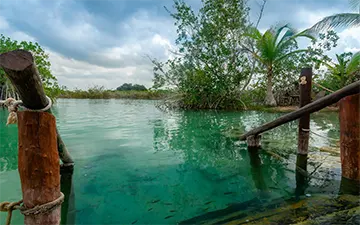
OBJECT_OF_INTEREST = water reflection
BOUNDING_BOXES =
[60,166,76,225]
[0,110,18,172]
[0,101,347,224]
[153,110,291,199]
[247,149,268,198]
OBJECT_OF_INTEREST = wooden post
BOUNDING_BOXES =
[295,68,312,196]
[339,93,360,183]
[247,135,261,149]
[18,111,62,224]
[295,154,308,197]
[60,166,76,225]
[0,50,74,166]
[339,176,360,195]
[297,68,312,155]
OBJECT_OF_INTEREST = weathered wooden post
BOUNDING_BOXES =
[296,68,312,196]
[297,68,312,155]
[0,50,74,166]
[18,112,63,224]
[247,135,261,149]
[0,50,68,224]
[339,93,360,195]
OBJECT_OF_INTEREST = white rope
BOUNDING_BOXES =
[302,128,339,142]
[309,130,339,142]
[20,96,52,112]
[2,96,52,125]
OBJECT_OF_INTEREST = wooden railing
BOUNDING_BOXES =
[240,79,360,141]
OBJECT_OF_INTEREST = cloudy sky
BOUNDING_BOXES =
[0,0,359,90]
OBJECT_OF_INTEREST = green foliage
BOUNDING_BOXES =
[59,85,169,100]
[116,83,147,91]
[0,34,59,99]
[151,0,252,109]
[317,52,360,91]
[269,31,339,103]
[244,24,316,106]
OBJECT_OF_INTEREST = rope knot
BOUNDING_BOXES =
[3,98,21,125]
[0,201,22,212]
[2,96,52,126]
[0,200,23,225]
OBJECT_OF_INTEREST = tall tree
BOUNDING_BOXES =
[244,25,315,106]
[151,0,252,109]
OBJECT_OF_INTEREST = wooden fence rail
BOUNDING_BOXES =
[239,80,360,140]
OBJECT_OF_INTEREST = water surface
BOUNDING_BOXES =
[0,99,341,224]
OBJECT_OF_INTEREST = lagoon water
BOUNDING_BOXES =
[0,99,341,224]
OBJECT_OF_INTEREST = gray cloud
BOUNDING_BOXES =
[1,0,359,90]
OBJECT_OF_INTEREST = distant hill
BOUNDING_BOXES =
[116,83,147,91]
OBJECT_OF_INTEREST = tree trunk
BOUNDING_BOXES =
[265,66,277,106]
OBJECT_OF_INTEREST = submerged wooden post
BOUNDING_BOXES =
[0,49,74,166]
[295,154,308,197]
[297,68,312,155]
[60,167,76,225]
[247,135,261,149]
[248,148,268,198]
[339,94,360,191]
[18,111,62,224]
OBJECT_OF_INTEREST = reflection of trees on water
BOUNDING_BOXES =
[311,112,339,141]
[152,111,291,198]
[153,111,247,170]
[0,110,18,172]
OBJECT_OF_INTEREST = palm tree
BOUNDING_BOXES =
[309,0,360,32]
[323,51,360,90]
[245,25,315,106]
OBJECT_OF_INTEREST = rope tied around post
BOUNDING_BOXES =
[21,192,65,216]
[0,193,64,225]
[0,200,23,225]
[2,96,52,125]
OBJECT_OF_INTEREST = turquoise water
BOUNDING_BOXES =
[0,99,341,224]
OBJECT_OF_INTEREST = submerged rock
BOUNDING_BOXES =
[179,194,360,225]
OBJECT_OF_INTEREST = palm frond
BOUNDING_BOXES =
[259,29,277,63]
[244,27,262,40]
[349,0,360,12]
[275,26,297,46]
[323,61,337,72]
[276,29,315,56]
[346,51,360,74]
[293,29,317,42]
[272,24,292,43]
[309,13,360,32]
[274,49,311,63]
